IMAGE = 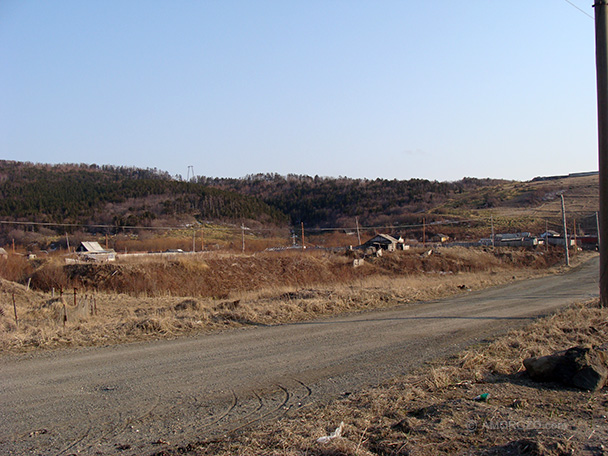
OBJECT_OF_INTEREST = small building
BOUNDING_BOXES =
[76,242,116,262]
[431,234,450,243]
[577,236,599,250]
[360,234,405,253]
[493,233,538,247]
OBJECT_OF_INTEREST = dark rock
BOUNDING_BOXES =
[523,346,608,391]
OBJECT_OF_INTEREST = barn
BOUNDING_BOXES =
[76,242,116,262]
[361,234,405,252]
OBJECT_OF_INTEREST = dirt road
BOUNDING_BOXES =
[0,258,599,455]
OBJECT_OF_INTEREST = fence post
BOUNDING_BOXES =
[12,293,18,328]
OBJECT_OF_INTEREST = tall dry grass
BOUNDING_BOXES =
[0,248,591,353]
[22,246,571,299]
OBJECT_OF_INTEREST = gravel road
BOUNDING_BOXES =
[0,257,599,455]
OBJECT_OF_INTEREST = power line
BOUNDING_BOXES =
[563,0,594,19]
[1,210,601,237]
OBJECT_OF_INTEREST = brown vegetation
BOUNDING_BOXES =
[0,247,585,353]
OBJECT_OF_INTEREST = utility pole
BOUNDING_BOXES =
[596,211,601,248]
[192,229,196,253]
[301,222,305,251]
[422,217,426,246]
[560,194,570,267]
[595,0,608,306]
[491,215,495,247]
[241,224,245,253]
[355,217,362,245]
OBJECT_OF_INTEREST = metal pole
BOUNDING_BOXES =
[560,194,570,267]
[595,0,608,306]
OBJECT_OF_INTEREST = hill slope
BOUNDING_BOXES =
[199,174,509,227]
[0,161,599,243]
[0,161,287,230]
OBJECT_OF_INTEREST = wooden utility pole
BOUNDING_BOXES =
[192,229,196,253]
[201,228,204,251]
[560,194,570,267]
[301,222,305,251]
[355,217,361,245]
[491,215,495,247]
[596,211,601,248]
[595,0,608,306]
[422,217,426,246]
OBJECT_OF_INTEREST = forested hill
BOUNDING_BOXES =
[0,161,519,231]
[198,174,508,227]
[0,161,287,228]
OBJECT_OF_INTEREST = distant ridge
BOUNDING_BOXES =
[532,171,599,182]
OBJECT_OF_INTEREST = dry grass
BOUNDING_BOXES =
[165,299,608,456]
[0,248,592,354]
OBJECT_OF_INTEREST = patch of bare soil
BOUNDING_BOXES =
[158,300,608,456]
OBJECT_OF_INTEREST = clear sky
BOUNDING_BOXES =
[0,1,600,182]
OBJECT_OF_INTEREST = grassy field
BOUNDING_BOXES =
[0,246,585,353]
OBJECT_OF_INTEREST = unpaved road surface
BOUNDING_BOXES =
[0,258,599,455]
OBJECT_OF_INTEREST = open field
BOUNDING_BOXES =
[0,246,584,353]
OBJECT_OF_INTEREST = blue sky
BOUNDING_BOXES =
[0,1,599,181]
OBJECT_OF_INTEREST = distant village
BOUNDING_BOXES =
[352,230,598,258]
[7,227,596,265]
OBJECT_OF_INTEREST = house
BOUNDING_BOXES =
[76,242,116,262]
[361,234,405,253]
[493,232,538,247]
[431,234,450,243]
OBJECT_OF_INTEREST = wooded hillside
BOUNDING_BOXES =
[198,174,508,227]
[0,161,597,242]
[0,161,287,230]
